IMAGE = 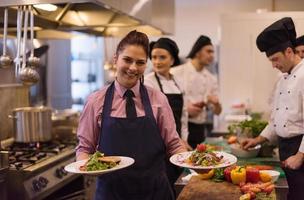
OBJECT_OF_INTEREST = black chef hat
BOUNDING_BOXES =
[187,35,212,59]
[256,17,297,57]
[149,38,180,67]
[296,35,304,47]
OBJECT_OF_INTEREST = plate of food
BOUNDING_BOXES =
[170,144,237,169]
[64,151,135,175]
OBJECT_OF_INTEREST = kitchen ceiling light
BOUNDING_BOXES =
[33,4,58,12]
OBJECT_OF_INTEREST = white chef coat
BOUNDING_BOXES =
[171,60,219,124]
[144,72,189,141]
[261,59,304,153]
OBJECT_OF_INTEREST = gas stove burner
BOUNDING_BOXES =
[3,140,76,170]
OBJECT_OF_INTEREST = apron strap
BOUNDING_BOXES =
[100,82,115,120]
[140,83,155,119]
[154,72,182,94]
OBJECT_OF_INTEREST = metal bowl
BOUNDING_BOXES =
[230,143,261,158]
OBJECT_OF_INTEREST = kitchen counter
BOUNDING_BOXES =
[175,171,288,200]
[174,141,288,200]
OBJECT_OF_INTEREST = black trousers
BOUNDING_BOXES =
[279,135,304,200]
[187,122,213,149]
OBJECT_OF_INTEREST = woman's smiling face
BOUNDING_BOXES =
[114,45,147,88]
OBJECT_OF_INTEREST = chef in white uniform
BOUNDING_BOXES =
[242,17,304,200]
[171,35,222,148]
[295,35,304,59]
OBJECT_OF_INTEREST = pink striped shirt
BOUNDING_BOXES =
[76,80,186,157]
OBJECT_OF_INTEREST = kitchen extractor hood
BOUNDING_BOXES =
[0,0,175,37]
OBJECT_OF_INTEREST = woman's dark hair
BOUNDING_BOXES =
[149,38,181,67]
[116,30,149,58]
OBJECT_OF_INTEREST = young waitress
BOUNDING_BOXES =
[76,31,187,200]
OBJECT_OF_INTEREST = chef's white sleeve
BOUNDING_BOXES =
[260,124,278,145]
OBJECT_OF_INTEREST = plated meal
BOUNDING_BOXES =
[170,144,237,169]
[79,151,121,171]
[64,151,134,175]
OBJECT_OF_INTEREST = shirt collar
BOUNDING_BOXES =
[283,59,304,78]
[187,60,207,74]
[114,80,140,98]
[155,72,172,80]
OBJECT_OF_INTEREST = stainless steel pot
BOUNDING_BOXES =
[9,107,52,143]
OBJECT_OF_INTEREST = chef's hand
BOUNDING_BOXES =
[241,138,258,150]
[283,152,304,170]
[188,103,204,118]
[181,140,193,151]
[207,95,219,105]
[241,136,267,150]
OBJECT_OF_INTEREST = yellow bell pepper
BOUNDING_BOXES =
[231,166,246,185]
[197,169,215,180]
[259,171,272,182]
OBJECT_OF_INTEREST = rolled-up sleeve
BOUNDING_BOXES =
[157,94,187,156]
[75,95,100,157]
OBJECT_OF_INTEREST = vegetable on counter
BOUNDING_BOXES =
[259,171,272,183]
[231,166,246,185]
[246,165,274,171]
[198,169,215,180]
[246,166,260,183]
[228,119,268,138]
[239,182,275,200]
[212,168,225,182]
[224,165,236,182]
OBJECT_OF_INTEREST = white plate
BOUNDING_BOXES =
[170,151,237,169]
[64,156,135,175]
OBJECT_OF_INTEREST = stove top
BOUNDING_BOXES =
[2,140,76,170]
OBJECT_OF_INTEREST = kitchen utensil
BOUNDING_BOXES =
[18,6,39,85]
[18,67,40,85]
[14,7,23,77]
[9,106,52,143]
[0,8,12,68]
[27,6,40,67]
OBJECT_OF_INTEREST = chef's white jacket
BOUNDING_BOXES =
[261,59,304,153]
[171,61,219,124]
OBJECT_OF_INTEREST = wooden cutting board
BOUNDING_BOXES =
[177,176,242,200]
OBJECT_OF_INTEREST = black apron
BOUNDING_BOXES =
[278,135,304,200]
[154,73,183,136]
[187,122,207,149]
[94,82,174,200]
[154,73,184,196]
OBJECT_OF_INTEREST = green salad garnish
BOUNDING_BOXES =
[85,151,118,171]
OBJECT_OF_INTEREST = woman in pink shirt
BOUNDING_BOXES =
[76,30,187,200]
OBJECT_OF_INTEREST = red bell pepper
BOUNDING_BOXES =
[246,167,260,183]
